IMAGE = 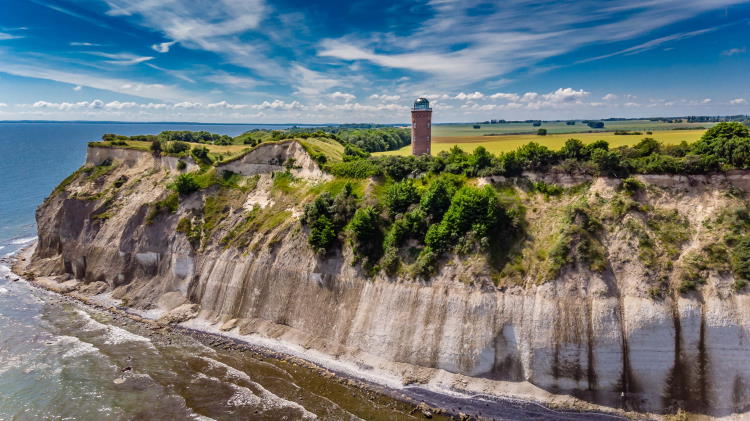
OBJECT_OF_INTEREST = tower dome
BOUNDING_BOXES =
[413,97,430,110]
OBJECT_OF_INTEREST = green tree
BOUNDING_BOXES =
[174,173,199,195]
[384,180,420,215]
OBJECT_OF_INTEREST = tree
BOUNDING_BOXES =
[174,173,199,195]
[384,180,420,215]
[537,128,548,136]
[150,139,162,153]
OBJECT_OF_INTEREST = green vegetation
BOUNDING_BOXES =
[146,192,178,224]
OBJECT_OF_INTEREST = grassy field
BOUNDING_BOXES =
[432,119,713,137]
[375,129,707,156]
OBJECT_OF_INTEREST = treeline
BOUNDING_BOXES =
[326,122,750,180]
[102,131,233,145]
[233,126,410,153]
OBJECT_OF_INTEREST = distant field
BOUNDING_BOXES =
[375,129,707,156]
[432,119,713,137]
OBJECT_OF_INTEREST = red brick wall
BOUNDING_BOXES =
[411,109,432,155]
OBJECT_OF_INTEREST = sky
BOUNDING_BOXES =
[0,0,749,123]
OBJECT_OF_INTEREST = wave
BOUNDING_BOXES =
[54,335,100,359]
[199,356,317,419]
[73,308,156,348]
[10,236,37,245]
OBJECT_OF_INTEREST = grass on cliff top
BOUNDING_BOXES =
[90,136,345,166]
[374,129,706,156]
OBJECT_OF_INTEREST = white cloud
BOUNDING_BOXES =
[207,100,248,110]
[73,85,82,91]
[0,103,7,107]
[701,98,712,104]
[722,47,746,56]
[0,32,24,40]
[455,91,484,100]
[329,91,356,102]
[141,103,168,109]
[602,93,618,101]
[105,101,137,109]
[489,92,520,101]
[173,101,202,109]
[70,42,101,47]
[86,52,154,65]
[730,98,747,105]
[292,65,340,95]
[204,71,257,88]
[152,41,177,53]
[32,99,105,110]
[318,1,747,86]
[369,94,401,102]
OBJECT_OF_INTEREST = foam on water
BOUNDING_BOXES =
[10,236,37,245]
[199,356,317,419]
[0,287,8,295]
[55,335,100,359]
[73,308,156,348]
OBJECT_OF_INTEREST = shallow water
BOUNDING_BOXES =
[0,270,434,420]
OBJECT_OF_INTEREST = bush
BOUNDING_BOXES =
[166,141,190,154]
[620,177,644,194]
[191,146,212,165]
[309,215,336,252]
[384,180,420,215]
[177,160,187,171]
[302,184,359,252]
[425,185,506,252]
[174,173,200,195]
[325,159,382,178]
[419,175,461,221]
[150,139,162,153]
[348,206,384,267]
[537,128,547,136]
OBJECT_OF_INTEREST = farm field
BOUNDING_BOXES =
[375,129,707,156]
[431,119,713,137]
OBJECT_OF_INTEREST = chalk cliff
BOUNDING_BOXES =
[28,143,750,418]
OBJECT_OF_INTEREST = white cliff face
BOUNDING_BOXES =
[28,145,750,418]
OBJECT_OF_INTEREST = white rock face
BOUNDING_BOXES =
[28,145,750,417]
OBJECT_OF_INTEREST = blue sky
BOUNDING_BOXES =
[0,0,749,123]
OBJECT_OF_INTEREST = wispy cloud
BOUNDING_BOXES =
[0,32,24,41]
[151,41,177,53]
[70,42,102,47]
[86,52,154,65]
[722,47,746,56]
[319,0,747,85]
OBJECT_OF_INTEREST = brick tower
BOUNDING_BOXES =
[411,97,432,155]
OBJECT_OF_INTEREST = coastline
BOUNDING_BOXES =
[6,243,634,421]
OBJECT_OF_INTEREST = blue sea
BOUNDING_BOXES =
[0,122,300,256]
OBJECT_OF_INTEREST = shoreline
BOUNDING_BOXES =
[5,244,634,421]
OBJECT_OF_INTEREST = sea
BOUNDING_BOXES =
[0,122,617,420]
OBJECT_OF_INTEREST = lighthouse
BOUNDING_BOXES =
[411,97,432,155]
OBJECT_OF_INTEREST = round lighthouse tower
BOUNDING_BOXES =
[411,97,432,155]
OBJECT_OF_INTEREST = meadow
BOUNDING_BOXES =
[376,129,707,156]
[431,119,712,137]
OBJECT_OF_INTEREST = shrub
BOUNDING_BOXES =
[191,146,212,165]
[166,141,190,154]
[731,236,750,281]
[348,206,384,267]
[620,177,644,194]
[150,139,162,153]
[325,159,382,178]
[174,173,200,195]
[425,185,506,252]
[177,160,187,171]
[309,215,336,252]
[146,192,178,224]
[537,128,547,136]
[419,175,461,221]
[384,180,420,215]
[532,181,564,196]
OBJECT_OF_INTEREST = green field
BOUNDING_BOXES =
[376,129,707,156]
[431,119,713,137]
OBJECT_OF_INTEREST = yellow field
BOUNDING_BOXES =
[375,129,706,156]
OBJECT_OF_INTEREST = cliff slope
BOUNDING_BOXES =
[28,143,750,418]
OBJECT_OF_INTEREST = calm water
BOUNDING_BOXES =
[0,122,425,421]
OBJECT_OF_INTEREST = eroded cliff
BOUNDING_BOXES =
[27,143,750,418]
